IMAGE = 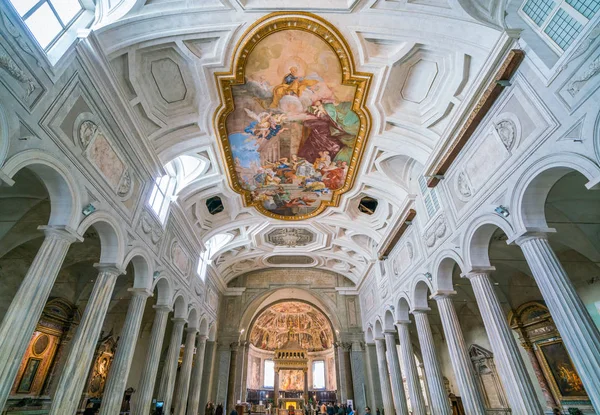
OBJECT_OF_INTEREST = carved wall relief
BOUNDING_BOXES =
[493,119,517,151]
[423,215,447,249]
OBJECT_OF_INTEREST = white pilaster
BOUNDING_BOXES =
[383,332,409,415]
[374,338,395,415]
[0,227,79,409]
[433,292,486,415]
[412,310,451,415]
[187,335,208,415]
[100,288,152,415]
[174,327,199,415]
[466,271,544,415]
[396,321,426,415]
[517,234,600,411]
[159,317,187,412]
[133,305,171,415]
[50,264,123,415]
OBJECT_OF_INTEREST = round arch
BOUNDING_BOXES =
[123,246,154,290]
[511,152,600,232]
[396,295,411,322]
[410,276,434,310]
[77,211,126,266]
[431,249,466,292]
[172,293,188,319]
[152,275,173,306]
[237,287,342,345]
[2,150,81,229]
[463,213,515,271]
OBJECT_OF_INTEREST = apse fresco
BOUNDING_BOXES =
[215,14,372,220]
[249,302,333,351]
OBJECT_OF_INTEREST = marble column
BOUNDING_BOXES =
[417,362,432,413]
[466,271,544,415]
[227,342,239,412]
[187,335,208,415]
[396,322,426,415]
[174,327,199,415]
[365,343,383,410]
[274,370,280,408]
[50,265,122,415]
[158,317,187,412]
[303,370,308,404]
[239,341,250,403]
[342,343,354,401]
[100,288,153,415]
[0,227,79,409]
[433,292,486,415]
[374,338,395,415]
[383,332,409,415]
[133,305,171,415]
[199,340,216,412]
[412,310,451,415]
[517,234,600,410]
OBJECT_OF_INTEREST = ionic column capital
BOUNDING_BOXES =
[395,319,411,326]
[430,290,456,301]
[198,335,208,344]
[39,225,83,243]
[171,317,187,326]
[153,304,172,313]
[93,263,126,276]
[128,287,153,298]
[508,229,555,246]
[410,307,431,315]
[462,267,495,280]
[186,326,199,334]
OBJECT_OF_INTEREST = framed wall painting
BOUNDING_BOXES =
[16,358,41,393]
[536,339,588,402]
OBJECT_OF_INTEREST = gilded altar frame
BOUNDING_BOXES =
[213,12,373,220]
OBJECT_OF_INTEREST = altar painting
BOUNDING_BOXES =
[279,370,304,391]
[215,14,371,220]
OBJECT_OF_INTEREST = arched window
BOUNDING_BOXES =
[148,173,176,224]
[312,360,325,389]
[6,0,95,64]
[197,233,233,281]
[263,360,275,388]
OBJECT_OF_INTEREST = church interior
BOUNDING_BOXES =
[0,0,599,414]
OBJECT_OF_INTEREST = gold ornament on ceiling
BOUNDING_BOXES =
[249,301,334,352]
[214,12,373,220]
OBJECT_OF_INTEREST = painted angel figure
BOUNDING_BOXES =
[243,108,286,141]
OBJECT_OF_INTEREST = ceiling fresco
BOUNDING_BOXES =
[249,301,334,352]
[214,13,372,220]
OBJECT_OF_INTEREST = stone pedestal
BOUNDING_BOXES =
[383,332,409,415]
[187,335,208,415]
[466,271,544,415]
[100,288,152,415]
[374,338,395,415]
[433,293,486,415]
[50,265,122,415]
[174,328,198,415]
[396,322,426,415]
[133,305,171,415]
[0,227,79,409]
[412,310,451,415]
[158,318,186,412]
[517,234,600,411]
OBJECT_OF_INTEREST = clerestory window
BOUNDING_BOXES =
[520,0,599,53]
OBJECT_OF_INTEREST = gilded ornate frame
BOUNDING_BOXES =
[213,12,372,220]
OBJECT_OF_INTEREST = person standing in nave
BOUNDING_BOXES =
[327,403,334,415]
[216,402,224,415]
[320,402,327,414]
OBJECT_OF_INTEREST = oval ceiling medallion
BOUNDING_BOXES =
[265,255,315,265]
[214,12,373,220]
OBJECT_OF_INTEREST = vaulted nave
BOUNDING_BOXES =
[0,0,599,414]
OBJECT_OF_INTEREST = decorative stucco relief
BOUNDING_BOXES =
[0,53,35,96]
[568,56,600,97]
[139,210,164,246]
[265,228,316,247]
[494,119,517,150]
[423,214,447,249]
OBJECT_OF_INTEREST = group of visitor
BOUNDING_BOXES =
[205,401,224,415]
[316,402,354,415]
